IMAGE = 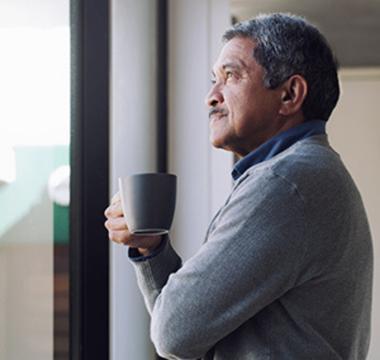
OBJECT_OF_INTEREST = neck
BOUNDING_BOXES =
[235,115,305,159]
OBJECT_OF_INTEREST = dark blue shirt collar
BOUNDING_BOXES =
[232,120,326,180]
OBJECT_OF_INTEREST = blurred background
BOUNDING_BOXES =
[0,0,378,359]
[0,1,70,359]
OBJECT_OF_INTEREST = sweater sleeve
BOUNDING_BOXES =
[129,170,307,360]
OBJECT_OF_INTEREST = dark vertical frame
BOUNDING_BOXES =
[157,0,168,173]
[157,1,168,358]
[70,0,110,359]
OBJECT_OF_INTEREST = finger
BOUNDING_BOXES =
[104,201,123,218]
[111,192,120,204]
[105,217,128,231]
[108,229,132,245]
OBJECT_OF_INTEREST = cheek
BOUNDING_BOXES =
[226,90,255,127]
[224,90,244,119]
[225,82,256,109]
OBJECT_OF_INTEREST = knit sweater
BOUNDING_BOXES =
[129,134,373,360]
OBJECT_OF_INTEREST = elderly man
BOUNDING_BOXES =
[104,13,373,359]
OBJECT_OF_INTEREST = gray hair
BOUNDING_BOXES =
[223,13,340,121]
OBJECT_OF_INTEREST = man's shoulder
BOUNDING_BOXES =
[271,135,343,178]
[241,135,355,199]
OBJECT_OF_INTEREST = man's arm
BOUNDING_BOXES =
[129,171,308,359]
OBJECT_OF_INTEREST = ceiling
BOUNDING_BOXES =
[230,0,380,67]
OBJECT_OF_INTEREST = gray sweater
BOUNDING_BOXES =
[129,134,373,360]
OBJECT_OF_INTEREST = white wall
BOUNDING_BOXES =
[328,68,380,359]
[168,0,233,260]
[110,0,158,359]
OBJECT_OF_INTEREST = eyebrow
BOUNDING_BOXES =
[223,60,247,71]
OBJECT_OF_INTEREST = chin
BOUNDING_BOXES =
[210,140,222,149]
[210,136,230,152]
[210,133,224,148]
[209,121,233,149]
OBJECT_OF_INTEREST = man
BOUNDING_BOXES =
[105,13,373,359]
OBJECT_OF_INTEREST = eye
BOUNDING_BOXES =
[226,71,233,79]
[210,78,216,85]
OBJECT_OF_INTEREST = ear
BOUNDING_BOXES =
[278,75,308,117]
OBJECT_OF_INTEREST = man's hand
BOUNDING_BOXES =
[104,192,162,256]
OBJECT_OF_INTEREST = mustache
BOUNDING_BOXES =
[208,108,228,118]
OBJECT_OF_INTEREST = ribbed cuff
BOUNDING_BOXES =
[128,235,168,262]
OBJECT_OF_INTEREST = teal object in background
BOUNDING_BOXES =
[54,203,69,244]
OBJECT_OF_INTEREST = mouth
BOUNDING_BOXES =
[209,113,227,123]
[209,108,228,119]
[209,110,227,123]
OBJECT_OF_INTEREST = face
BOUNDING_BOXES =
[205,37,283,157]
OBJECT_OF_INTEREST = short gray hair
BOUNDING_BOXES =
[223,13,340,121]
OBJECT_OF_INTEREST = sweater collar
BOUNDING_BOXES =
[232,120,326,180]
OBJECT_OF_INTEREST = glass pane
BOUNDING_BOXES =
[0,2,70,360]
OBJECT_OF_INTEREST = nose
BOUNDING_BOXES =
[205,84,224,108]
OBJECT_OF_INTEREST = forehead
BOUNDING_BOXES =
[213,37,257,72]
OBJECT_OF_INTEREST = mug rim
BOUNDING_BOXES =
[119,172,176,179]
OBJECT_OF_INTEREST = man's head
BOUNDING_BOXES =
[206,13,340,157]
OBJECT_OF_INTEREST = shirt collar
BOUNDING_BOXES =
[232,119,326,180]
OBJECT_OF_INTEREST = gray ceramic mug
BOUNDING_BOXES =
[118,173,177,235]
